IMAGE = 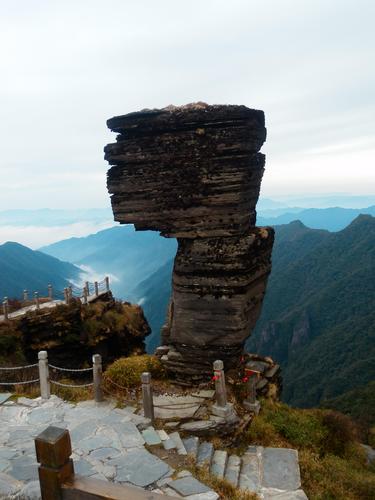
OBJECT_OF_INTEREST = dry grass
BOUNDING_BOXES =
[242,399,375,499]
[188,464,259,500]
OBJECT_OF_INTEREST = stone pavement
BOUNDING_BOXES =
[0,396,219,499]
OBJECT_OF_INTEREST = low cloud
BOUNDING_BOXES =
[0,221,116,249]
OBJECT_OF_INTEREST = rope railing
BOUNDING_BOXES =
[0,351,103,401]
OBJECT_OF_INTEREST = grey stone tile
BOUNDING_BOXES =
[168,477,211,496]
[224,454,241,487]
[74,459,96,477]
[89,447,121,461]
[210,450,227,479]
[197,442,214,466]
[183,436,199,459]
[142,427,162,446]
[79,435,113,452]
[112,421,145,448]
[169,432,187,455]
[0,472,23,497]
[261,448,301,491]
[114,448,169,487]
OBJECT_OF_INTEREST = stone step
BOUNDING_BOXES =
[141,427,162,446]
[169,431,187,455]
[182,436,199,460]
[261,447,301,491]
[224,454,241,487]
[239,447,261,492]
[196,441,214,467]
[210,450,227,479]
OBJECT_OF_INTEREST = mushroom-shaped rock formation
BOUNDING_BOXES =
[105,103,274,382]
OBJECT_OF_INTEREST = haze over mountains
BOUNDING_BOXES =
[1,198,374,415]
[0,241,81,299]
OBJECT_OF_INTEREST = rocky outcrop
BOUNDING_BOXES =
[0,296,150,368]
[105,103,274,381]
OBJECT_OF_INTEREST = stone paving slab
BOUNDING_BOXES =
[169,476,211,496]
[262,488,308,499]
[262,448,301,491]
[153,395,202,419]
[142,426,162,446]
[0,396,183,498]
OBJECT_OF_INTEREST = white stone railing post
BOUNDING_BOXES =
[3,297,9,320]
[213,359,227,407]
[105,276,110,292]
[23,289,28,302]
[212,359,235,419]
[34,291,40,310]
[64,288,69,304]
[38,351,50,399]
[83,287,88,305]
[94,281,99,297]
[48,284,53,300]
[68,286,73,301]
[141,372,154,422]
[92,354,104,402]
[85,281,90,296]
[243,369,261,414]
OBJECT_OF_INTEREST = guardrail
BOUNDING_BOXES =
[1,277,110,320]
[0,351,103,402]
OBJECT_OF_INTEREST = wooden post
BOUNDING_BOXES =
[34,291,40,310]
[94,281,99,297]
[92,354,103,402]
[3,297,9,320]
[35,426,74,500]
[213,359,227,407]
[48,284,53,300]
[83,286,88,305]
[141,372,154,422]
[105,276,110,292]
[85,281,89,296]
[68,286,73,301]
[64,288,69,304]
[38,351,50,400]
[23,289,28,301]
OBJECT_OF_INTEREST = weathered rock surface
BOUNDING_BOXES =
[106,103,266,238]
[105,103,273,378]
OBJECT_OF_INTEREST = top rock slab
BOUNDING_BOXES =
[105,103,267,238]
[107,103,265,139]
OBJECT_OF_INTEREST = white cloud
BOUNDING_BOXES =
[0,221,116,249]
[0,0,374,209]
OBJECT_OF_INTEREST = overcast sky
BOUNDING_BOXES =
[0,0,374,210]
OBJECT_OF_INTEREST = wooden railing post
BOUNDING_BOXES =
[34,291,40,310]
[94,281,99,297]
[3,297,9,320]
[141,372,154,422]
[23,289,28,301]
[35,426,74,500]
[105,276,110,292]
[92,354,103,402]
[48,284,53,300]
[38,351,50,400]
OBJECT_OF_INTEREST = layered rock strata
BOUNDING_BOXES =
[105,103,274,381]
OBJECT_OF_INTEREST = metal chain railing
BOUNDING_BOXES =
[48,364,93,373]
[50,380,93,388]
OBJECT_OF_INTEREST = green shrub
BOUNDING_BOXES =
[104,354,166,389]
